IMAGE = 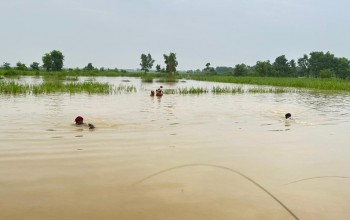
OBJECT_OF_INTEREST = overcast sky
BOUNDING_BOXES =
[0,0,349,70]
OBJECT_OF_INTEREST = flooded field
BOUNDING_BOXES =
[1,77,350,220]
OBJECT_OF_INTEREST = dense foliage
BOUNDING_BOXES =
[140,53,155,73]
[1,50,350,80]
[232,51,350,79]
[42,50,64,71]
[163,52,178,75]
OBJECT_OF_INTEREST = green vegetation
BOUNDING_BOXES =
[163,86,300,95]
[155,76,178,83]
[0,68,144,77]
[0,81,30,94]
[163,52,178,75]
[185,75,350,92]
[115,84,137,93]
[212,86,244,94]
[141,75,154,83]
[42,50,64,71]
[83,63,95,71]
[192,51,350,80]
[0,81,136,95]
[30,62,40,70]
[203,63,216,74]
[1,50,350,92]
[164,87,208,95]
[140,53,155,73]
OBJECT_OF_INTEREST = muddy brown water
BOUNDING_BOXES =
[1,77,350,220]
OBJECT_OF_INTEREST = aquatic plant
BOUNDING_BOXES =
[0,81,29,94]
[156,76,179,83]
[162,86,301,95]
[212,86,244,94]
[141,75,153,83]
[31,81,111,94]
[0,81,137,95]
[114,84,137,93]
[185,75,350,92]
[65,76,79,81]
[178,87,208,94]
[163,89,177,94]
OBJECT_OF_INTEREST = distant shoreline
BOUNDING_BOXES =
[1,69,350,92]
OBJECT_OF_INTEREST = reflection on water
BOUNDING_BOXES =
[1,77,350,220]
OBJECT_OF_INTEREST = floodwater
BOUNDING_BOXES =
[1,77,350,220]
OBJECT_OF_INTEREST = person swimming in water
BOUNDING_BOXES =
[75,116,95,129]
[285,113,292,119]
[156,86,163,96]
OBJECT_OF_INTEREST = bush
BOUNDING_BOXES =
[320,69,333,78]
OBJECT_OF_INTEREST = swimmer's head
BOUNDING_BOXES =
[75,116,84,125]
[88,123,95,129]
[285,113,292,119]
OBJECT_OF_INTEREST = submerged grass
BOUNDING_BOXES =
[141,75,153,83]
[179,87,208,94]
[212,86,244,94]
[155,77,179,83]
[0,81,137,95]
[2,69,350,91]
[115,84,137,93]
[246,87,300,94]
[164,86,303,95]
[31,81,112,95]
[0,81,30,94]
[163,87,209,94]
[185,75,350,92]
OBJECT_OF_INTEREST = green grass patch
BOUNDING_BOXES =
[141,75,154,83]
[164,86,303,95]
[184,75,350,92]
[155,76,179,83]
[163,87,208,94]
[0,81,30,94]
[0,81,137,95]
[212,86,244,94]
[114,84,137,93]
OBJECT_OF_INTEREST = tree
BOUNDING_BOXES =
[15,62,28,71]
[42,50,64,71]
[333,57,350,79]
[140,53,155,73]
[2,62,11,69]
[233,63,248,76]
[203,62,215,73]
[254,61,272,77]
[272,55,291,77]
[30,62,40,70]
[320,69,334,78]
[289,59,297,77]
[84,63,94,71]
[297,54,309,77]
[215,66,233,74]
[163,52,178,75]
[308,51,335,78]
[156,64,161,72]
[203,63,211,72]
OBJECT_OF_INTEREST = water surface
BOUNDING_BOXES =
[1,77,350,220]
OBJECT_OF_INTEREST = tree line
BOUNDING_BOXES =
[1,50,350,79]
[208,52,350,79]
[1,50,65,72]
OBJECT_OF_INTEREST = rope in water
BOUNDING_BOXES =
[284,176,350,185]
[134,163,300,220]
